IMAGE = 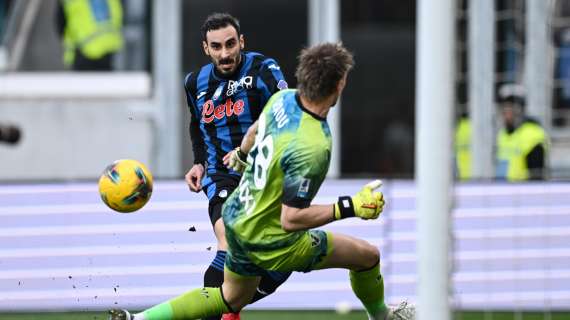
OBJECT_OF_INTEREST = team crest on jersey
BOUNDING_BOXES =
[297,178,311,198]
[277,80,288,90]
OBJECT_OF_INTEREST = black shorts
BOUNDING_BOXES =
[203,173,240,225]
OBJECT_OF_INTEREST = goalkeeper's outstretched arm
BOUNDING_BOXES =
[280,180,385,232]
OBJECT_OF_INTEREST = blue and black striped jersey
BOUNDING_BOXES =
[184,51,288,176]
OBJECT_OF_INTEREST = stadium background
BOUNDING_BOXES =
[0,0,569,319]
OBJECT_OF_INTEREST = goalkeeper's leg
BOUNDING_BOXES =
[315,232,415,320]
[123,270,260,320]
[316,233,389,319]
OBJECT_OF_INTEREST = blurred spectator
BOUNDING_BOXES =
[454,112,472,181]
[56,0,124,71]
[496,84,548,181]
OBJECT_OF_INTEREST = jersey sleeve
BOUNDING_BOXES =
[281,145,329,209]
[184,72,207,165]
[258,58,288,101]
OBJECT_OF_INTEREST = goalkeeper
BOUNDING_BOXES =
[109,43,414,320]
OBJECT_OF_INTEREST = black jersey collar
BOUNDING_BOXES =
[295,93,326,121]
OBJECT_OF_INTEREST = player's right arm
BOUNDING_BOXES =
[184,72,206,192]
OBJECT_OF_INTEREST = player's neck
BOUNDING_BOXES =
[299,95,333,118]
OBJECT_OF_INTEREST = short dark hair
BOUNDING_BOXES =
[201,13,241,42]
[295,43,354,102]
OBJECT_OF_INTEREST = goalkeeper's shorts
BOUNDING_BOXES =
[225,229,334,277]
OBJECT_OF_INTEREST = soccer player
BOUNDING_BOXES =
[109,43,415,320]
[182,13,290,320]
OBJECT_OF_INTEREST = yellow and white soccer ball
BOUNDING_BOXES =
[98,159,153,213]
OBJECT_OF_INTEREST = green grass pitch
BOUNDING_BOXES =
[0,310,569,320]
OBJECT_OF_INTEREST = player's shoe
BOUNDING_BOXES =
[221,313,241,320]
[384,301,416,320]
[108,309,133,320]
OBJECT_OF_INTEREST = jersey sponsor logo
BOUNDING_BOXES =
[277,80,288,90]
[297,178,311,198]
[227,76,253,97]
[310,232,321,247]
[196,91,207,100]
[201,99,245,123]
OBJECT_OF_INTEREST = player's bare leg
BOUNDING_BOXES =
[214,218,229,250]
[221,269,261,312]
[317,233,415,320]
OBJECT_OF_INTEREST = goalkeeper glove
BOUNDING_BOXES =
[334,180,385,220]
[228,147,248,173]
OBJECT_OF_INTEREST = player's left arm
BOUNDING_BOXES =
[258,58,288,101]
[279,146,385,232]
[281,180,386,232]
[279,146,333,231]
[280,204,335,232]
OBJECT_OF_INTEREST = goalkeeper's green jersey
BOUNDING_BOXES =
[222,89,332,251]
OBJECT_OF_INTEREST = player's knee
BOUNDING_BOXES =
[361,242,380,269]
[221,284,252,312]
[223,294,249,312]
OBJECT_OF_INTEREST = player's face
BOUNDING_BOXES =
[203,25,244,76]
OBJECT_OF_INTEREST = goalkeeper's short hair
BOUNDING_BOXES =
[295,42,354,103]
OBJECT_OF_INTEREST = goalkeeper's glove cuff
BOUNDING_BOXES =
[236,147,247,163]
[228,147,248,173]
[334,196,356,220]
